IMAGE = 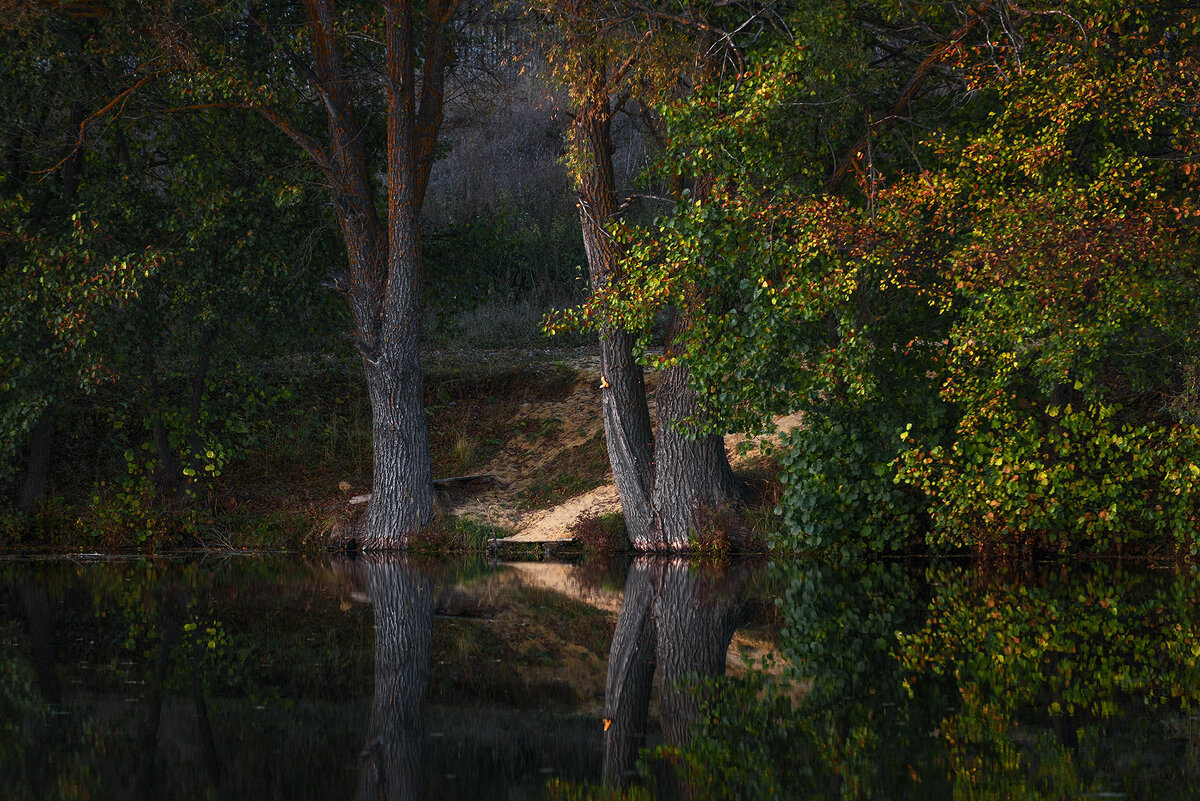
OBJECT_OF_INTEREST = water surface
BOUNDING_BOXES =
[1,555,1196,799]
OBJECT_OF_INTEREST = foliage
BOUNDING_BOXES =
[0,2,344,535]
[885,2,1200,554]
[901,401,1200,556]
[424,202,585,312]
[545,778,653,801]
[0,205,159,473]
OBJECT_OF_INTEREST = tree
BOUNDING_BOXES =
[248,0,462,546]
[600,0,1200,555]
[540,0,749,550]
[1,1,342,534]
[0,2,166,511]
[102,0,466,546]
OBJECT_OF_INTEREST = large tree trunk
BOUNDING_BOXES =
[359,231,436,547]
[17,415,54,513]
[600,327,655,545]
[299,0,456,547]
[603,558,658,788]
[572,70,656,547]
[361,353,436,548]
[568,60,748,552]
[356,557,434,801]
[651,360,744,551]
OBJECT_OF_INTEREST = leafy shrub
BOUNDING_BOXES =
[900,401,1200,556]
[570,512,629,553]
[773,388,946,554]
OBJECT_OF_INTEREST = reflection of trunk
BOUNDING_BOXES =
[603,559,657,788]
[602,559,747,795]
[139,587,186,801]
[17,416,54,513]
[356,558,434,801]
[188,642,223,783]
[653,561,746,801]
[18,583,59,703]
[653,561,745,748]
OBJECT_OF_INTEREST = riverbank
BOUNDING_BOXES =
[1,345,790,554]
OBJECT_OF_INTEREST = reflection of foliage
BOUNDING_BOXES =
[898,564,1200,798]
[777,561,923,702]
[675,561,1200,799]
[0,629,39,743]
[0,557,376,798]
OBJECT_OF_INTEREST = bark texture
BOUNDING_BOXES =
[356,557,434,801]
[652,560,745,748]
[651,362,744,550]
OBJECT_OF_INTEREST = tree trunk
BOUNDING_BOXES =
[603,558,658,788]
[600,327,655,546]
[356,557,434,801]
[17,415,54,513]
[650,361,744,550]
[292,0,457,549]
[360,348,436,548]
[147,370,183,500]
[573,68,656,547]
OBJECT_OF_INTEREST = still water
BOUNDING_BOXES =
[1,555,1197,799]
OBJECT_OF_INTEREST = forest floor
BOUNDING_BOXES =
[336,344,802,547]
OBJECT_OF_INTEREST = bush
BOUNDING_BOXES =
[773,386,947,554]
[900,401,1200,557]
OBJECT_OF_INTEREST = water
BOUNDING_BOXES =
[1,555,1197,799]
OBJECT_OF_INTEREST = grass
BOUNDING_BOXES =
[517,432,609,510]
[409,514,502,553]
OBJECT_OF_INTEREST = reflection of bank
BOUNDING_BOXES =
[349,557,434,801]
[605,558,746,797]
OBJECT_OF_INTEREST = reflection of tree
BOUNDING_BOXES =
[351,557,434,801]
[603,558,747,795]
[17,583,59,704]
